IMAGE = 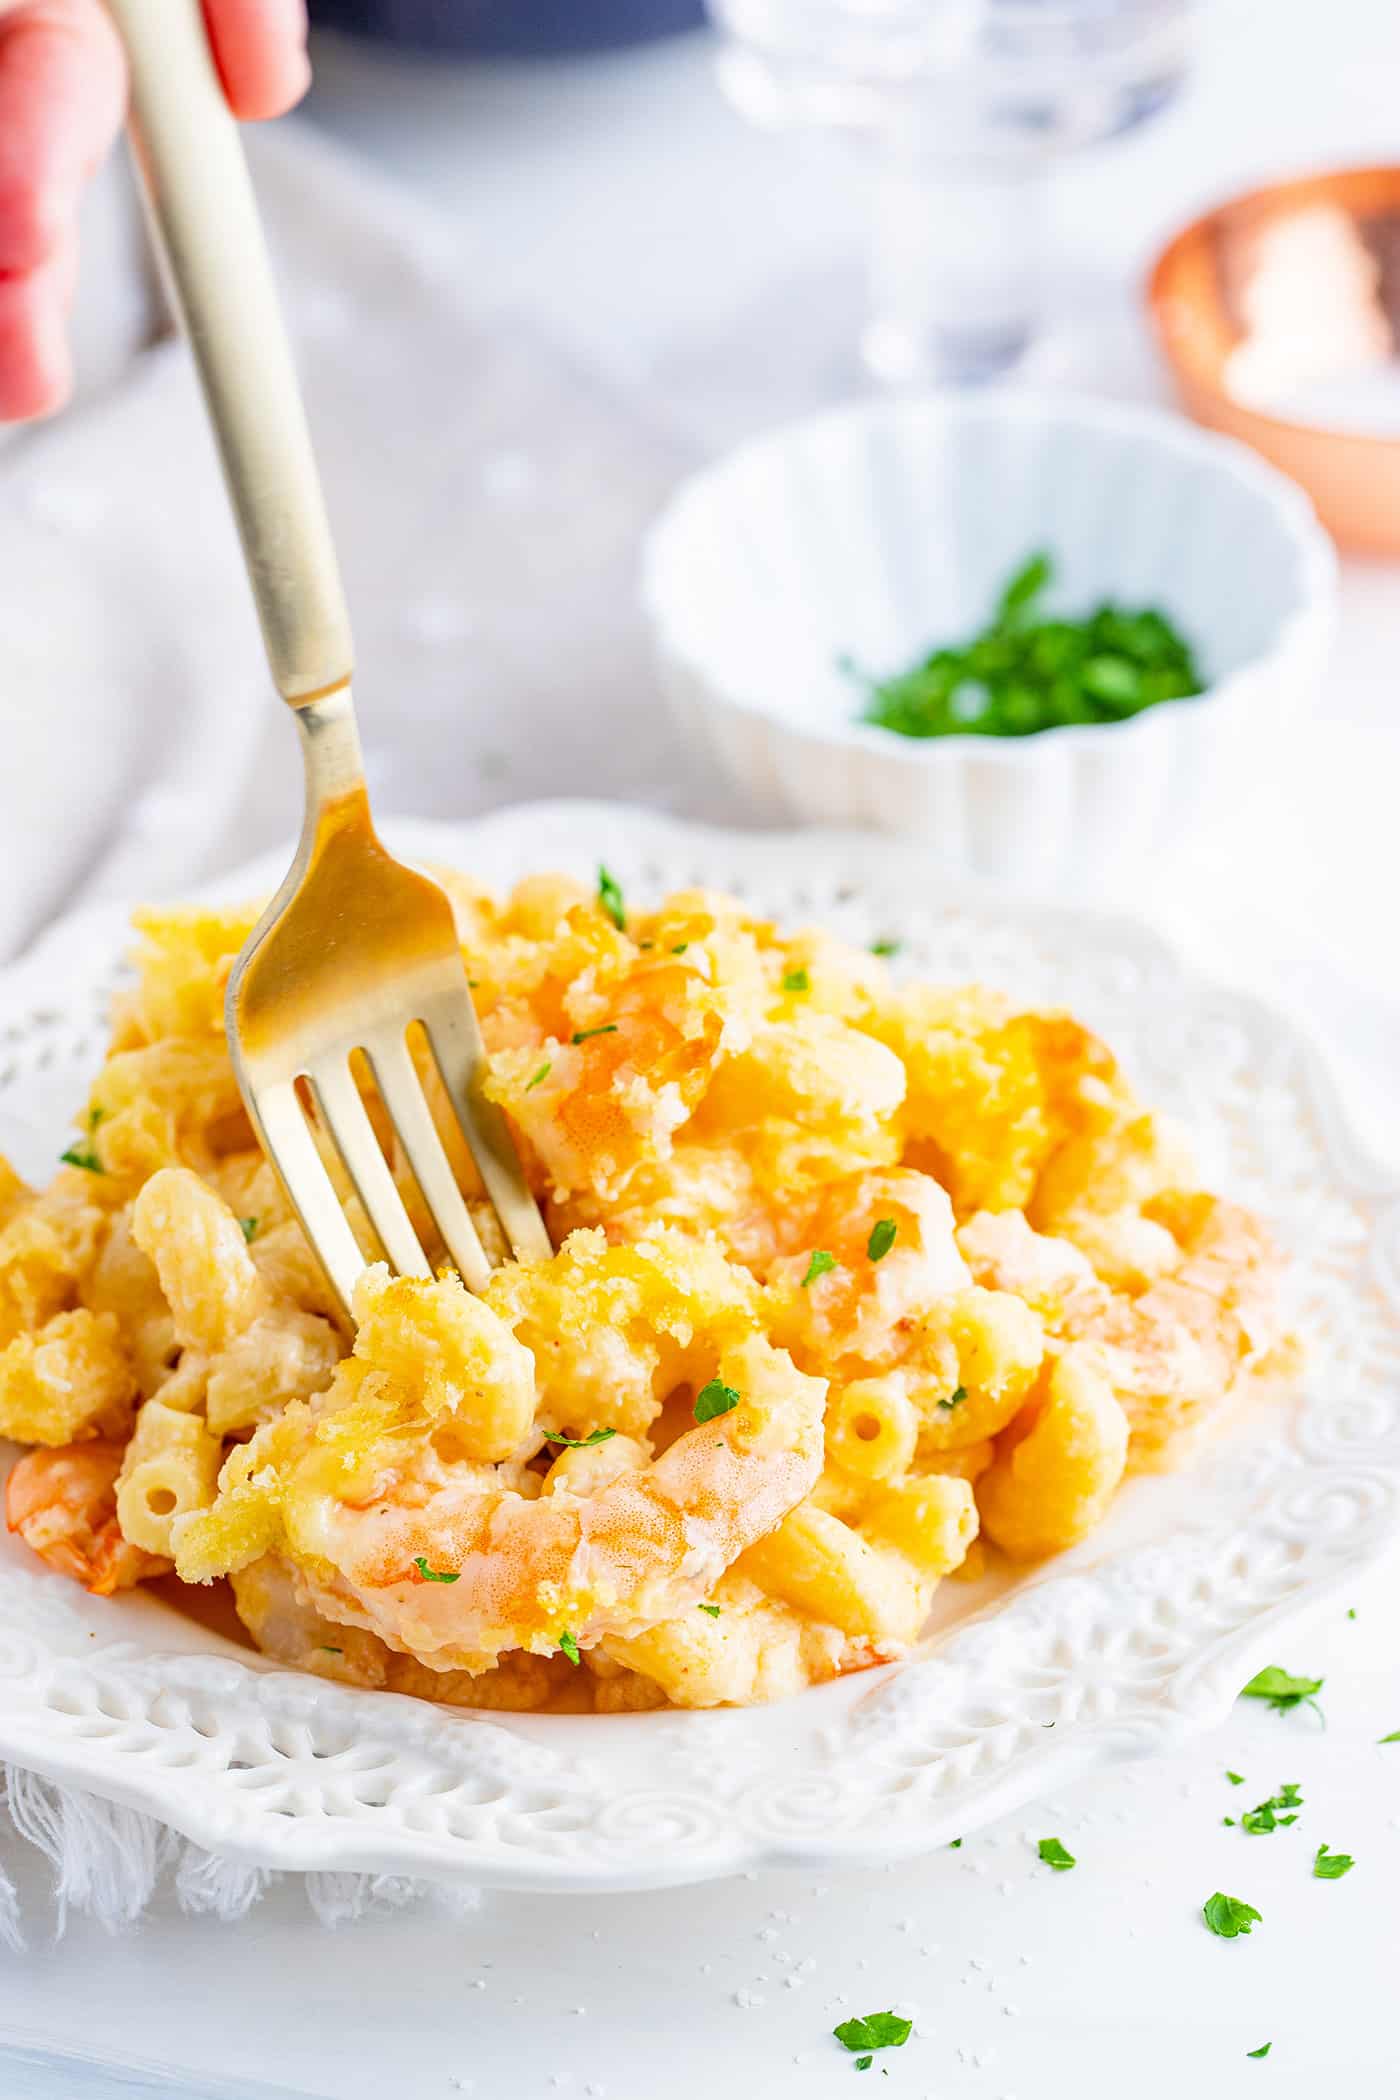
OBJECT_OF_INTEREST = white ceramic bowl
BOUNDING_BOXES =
[642,392,1337,889]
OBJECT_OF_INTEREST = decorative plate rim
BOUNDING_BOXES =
[1,801,1395,1894]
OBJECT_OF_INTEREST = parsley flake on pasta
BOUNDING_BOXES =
[596,865,626,931]
[694,1379,740,1424]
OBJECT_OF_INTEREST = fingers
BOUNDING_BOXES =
[0,0,124,273]
[202,0,310,121]
[0,227,77,420]
[0,0,309,422]
[0,0,123,418]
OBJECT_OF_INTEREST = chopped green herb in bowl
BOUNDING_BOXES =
[851,552,1203,742]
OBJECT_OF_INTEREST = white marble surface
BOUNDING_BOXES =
[3,3,1400,2095]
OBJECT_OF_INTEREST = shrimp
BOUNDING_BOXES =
[960,1195,1282,1463]
[178,1325,825,1673]
[766,1169,1045,1459]
[6,1441,169,1594]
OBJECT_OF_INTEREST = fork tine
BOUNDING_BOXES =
[307,1057,432,1280]
[421,999,553,1265]
[364,1035,494,1294]
[251,1078,368,1314]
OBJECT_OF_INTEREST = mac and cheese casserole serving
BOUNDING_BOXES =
[0,872,1281,1710]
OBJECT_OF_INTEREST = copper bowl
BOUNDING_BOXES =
[1149,166,1400,554]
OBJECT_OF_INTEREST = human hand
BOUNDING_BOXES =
[0,0,310,420]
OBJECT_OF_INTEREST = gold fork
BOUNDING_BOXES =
[110,0,551,1313]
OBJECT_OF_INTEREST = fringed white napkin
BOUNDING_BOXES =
[0,119,716,964]
[0,1767,480,1944]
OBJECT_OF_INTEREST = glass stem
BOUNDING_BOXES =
[862,121,1045,387]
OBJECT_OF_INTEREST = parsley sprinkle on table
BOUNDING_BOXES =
[1239,1666,1324,1717]
[870,939,900,957]
[571,1024,618,1045]
[541,1427,617,1448]
[1203,1892,1262,1939]
[783,967,810,993]
[597,865,625,931]
[412,1558,459,1584]
[1037,1837,1075,1871]
[1313,1844,1353,1880]
[525,1060,551,1091]
[558,1629,581,1666]
[238,1216,258,1243]
[1226,1770,1246,1786]
[1379,1731,1400,1745]
[802,1249,838,1288]
[833,2012,913,2061]
[1247,2043,1272,2059]
[867,1218,897,1263]
[694,1379,740,1423]
[852,551,1202,742]
[854,2056,872,2072]
[1240,1783,1302,1835]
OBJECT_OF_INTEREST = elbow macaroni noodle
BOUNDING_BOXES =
[0,875,1283,1709]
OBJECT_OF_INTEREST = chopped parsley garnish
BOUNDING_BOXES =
[938,1385,968,1413]
[802,1249,838,1288]
[238,1216,259,1243]
[1239,1666,1324,1718]
[571,1024,618,1045]
[697,1604,722,1618]
[59,1143,104,1172]
[1037,1837,1075,1871]
[867,1218,897,1263]
[853,551,1202,742]
[412,1557,460,1584]
[694,1379,740,1424]
[854,2057,872,2072]
[832,2012,913,2060]
[870,939,900,958]
[525,1060,552,1091]
[1239,1783,1302,1836]
[671,941,689,954]
[60,1107,106,1174]
[1379,1731,1400,1745]
[782,967,810,994]
[558,1629,581,1667]
[1247,2043,1272,2059]
[541,1426,617,1448]
[597,864,626,931]
[1313,1844,1353,1880]
[1226,1770,1246,1786]
[948,1838,962,1848]
[1202,1892,1262,1939]
[318,1645,343,1655]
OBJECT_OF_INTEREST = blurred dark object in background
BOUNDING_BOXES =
[309,0,705,55]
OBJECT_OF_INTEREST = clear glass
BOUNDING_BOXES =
[710,0,1197,384]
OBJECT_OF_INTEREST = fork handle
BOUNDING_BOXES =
[107,0,354,708]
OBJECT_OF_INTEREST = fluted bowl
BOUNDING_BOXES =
[642,392,1336,889]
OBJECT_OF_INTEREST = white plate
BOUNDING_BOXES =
[1,803,1396,1894]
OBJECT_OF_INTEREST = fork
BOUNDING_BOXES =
[110,0,552,1313]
